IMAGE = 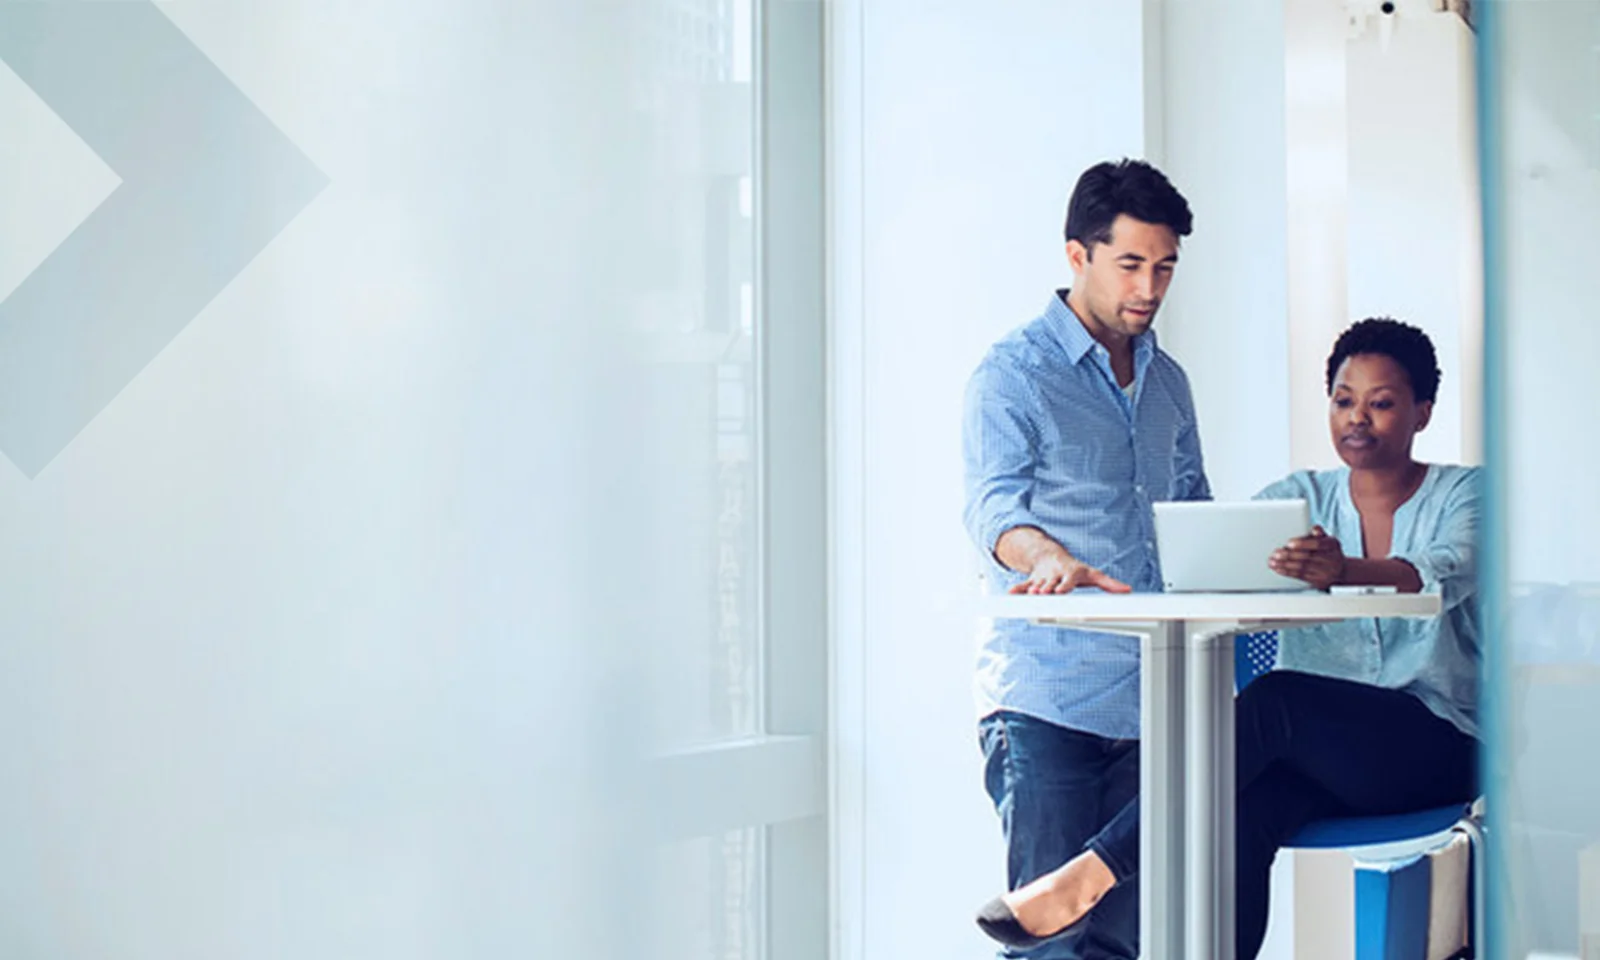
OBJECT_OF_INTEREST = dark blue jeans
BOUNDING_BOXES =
[979,711,1140,960]
[1085,671,1480,959]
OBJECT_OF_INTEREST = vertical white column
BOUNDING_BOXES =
[1184,627,1239,959]
[1147,0,1294,499]
[1143,621,1188,958]
[1345,7,1483,466]
[1285,0,1350,471]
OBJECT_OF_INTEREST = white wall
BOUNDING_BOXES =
[831,3,1153,957]
[1283,0,1353,475]
[1345,1,1481,468]
[1164,0,1482,481]
[1153,0,1294,500]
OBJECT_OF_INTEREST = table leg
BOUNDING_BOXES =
[1185,626,1238,959]
[1141,620,1186,958]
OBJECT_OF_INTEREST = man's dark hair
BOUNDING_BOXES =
[1325,317,1442,404]
[1063,159,1194,254]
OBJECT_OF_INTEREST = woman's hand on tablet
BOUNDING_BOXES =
[1268,525,1346,591]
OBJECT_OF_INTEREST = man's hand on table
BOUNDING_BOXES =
[996,526,1132,595]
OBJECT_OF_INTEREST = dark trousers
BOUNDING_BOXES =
[979,711,1140,960]
[1085,671,1479,958]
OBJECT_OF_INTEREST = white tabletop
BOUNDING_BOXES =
[982,590,1440,623]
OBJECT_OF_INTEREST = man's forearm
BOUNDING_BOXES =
[995,526,1072,575]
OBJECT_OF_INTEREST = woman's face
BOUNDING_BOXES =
[1327,352,1433,470]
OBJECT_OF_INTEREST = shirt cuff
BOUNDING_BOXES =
[983,511,1045,564]
[1388,551,1442,593]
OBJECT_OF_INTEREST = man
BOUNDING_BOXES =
[962,158,1210,959]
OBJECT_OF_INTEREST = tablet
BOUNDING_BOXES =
[1152,499,1313,593]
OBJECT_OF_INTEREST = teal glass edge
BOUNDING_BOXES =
[1473,1,1511,956]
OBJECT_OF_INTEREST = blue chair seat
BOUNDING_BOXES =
[1287,801,1475,849]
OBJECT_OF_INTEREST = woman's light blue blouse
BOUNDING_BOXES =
[1255,464,1482,738]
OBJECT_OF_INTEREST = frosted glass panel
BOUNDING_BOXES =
[631,0,764,748]
[654,830,766,959]
[0,1,819,957]
[1481,1,1600,956]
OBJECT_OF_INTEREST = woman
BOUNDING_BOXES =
[976,317,1482,958]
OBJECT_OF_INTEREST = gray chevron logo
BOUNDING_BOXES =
[0,2,327,477]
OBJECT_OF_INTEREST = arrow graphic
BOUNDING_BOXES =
[0,2,327,476]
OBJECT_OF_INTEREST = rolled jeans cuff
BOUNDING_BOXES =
[1087,835,1137,886]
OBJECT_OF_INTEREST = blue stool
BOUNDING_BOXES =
[1235,631,1484,958]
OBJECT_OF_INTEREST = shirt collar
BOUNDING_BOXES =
[1043,289,1157,365]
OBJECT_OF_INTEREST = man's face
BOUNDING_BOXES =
[1066,214,1180,341]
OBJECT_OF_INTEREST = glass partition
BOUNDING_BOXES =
[1479,1,1600,956]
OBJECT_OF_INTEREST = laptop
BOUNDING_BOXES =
[1152,499,1313,593]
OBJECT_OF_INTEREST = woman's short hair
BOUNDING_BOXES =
[1325,317,1442,404]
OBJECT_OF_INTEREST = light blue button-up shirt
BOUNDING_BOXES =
[963,291,1211,739]
[1256,464,1482,738]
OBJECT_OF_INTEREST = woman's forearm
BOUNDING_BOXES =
[1337,557,1424,593]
